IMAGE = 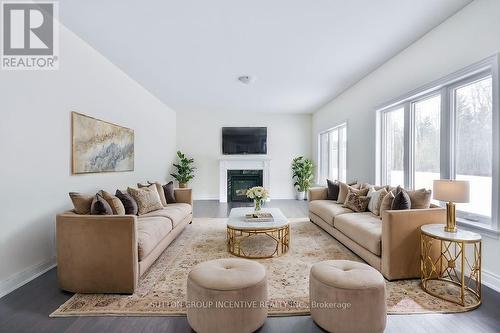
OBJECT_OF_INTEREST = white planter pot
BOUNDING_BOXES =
[297,191,306,200]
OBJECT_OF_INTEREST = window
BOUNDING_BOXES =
[377,56,498,228]
[318,123,347,183]
[413,94,441,192]
[454,76,493,219]
[381,108,404,187]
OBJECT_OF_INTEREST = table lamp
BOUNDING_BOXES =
[433,180,470,232]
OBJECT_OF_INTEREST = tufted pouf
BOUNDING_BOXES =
[187,258,268,333]
[309,260,387,333]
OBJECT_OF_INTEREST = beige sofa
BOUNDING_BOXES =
[56,188,193,294]
[308,187,445,280]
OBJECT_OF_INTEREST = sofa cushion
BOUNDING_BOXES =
[309,200,352,226]
[137,216,173,260]
[141,203,192,228]
[334,212,382,256]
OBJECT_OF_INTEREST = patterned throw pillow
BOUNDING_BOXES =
[343,190,370,212]
[337,182,369,204]
[100,190,126,215]
[90,193,113,215]
[127,186,163,215]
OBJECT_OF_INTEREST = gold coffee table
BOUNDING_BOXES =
[226,207,290,259]
[420,224,482,309]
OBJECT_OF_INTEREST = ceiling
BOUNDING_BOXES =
[59,0,472,114]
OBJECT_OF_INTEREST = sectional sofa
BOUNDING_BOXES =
[308,187,445,280]
[56,188,193,294]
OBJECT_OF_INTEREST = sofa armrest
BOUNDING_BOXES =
[308,187,328,201]
[56,212,138,293]
[174,188,193,206]
[381,207,446,280]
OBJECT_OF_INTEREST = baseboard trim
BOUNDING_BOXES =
[0,258,56,299]
[482,269,500,293]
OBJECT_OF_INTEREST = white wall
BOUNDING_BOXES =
[176,111,312,200]
[0,24,177,297]
[311,0,500,290]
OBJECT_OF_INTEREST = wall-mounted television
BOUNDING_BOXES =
[222,127,267,155]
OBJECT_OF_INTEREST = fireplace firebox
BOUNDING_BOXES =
[227,170,263,202]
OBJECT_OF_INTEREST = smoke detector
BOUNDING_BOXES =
[238,75,255,84]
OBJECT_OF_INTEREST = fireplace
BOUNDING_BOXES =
[227,170,263,202]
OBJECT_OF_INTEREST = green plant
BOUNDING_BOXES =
[292,156,314,192]
[170,151,195,185]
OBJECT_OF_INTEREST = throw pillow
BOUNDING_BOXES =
[337,182,367,203]
[391,186,411,210]
[115,189,139,215]
[69,192,93,214]
[100,190,126,215]
[127,186,163,215]
[367,187,388,215]
[406,188,432,209]
[326,179,340,200]
[343,190,370,212]
[162,181,176,204]
[148,181,168,207]
[379,191,395,219]
[343,186,369,205]
[91,193,113,215]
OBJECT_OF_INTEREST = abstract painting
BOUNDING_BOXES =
[72,112,134,174]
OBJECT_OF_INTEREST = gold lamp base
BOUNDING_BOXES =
[444,201,457,233]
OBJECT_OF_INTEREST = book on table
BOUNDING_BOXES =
[244,212,274,222]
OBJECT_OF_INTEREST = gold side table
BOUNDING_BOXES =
[420,224,481,309]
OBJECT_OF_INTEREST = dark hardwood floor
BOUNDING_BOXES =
[1,199,499,333]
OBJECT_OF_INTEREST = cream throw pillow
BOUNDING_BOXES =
[128,185,163,215]
[379,191,395,219]
[406,188,432,209]
[100,190,126,215]
[367,187,388,216]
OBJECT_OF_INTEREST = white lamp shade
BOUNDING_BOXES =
[433,180,470,203]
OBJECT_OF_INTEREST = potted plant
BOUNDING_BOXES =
[171,151,195,188]
[292,156,314,200]
[246,186,269,212]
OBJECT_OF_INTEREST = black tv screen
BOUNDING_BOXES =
[222,127,267,155]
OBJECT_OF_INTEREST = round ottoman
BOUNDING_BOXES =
[187,258,268,333]
[309,260,386,333]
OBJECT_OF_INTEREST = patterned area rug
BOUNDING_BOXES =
[51,218,475,317]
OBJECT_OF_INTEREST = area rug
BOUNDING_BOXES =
[51,217,475,317]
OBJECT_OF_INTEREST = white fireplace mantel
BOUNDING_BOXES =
[219,156,271,203]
